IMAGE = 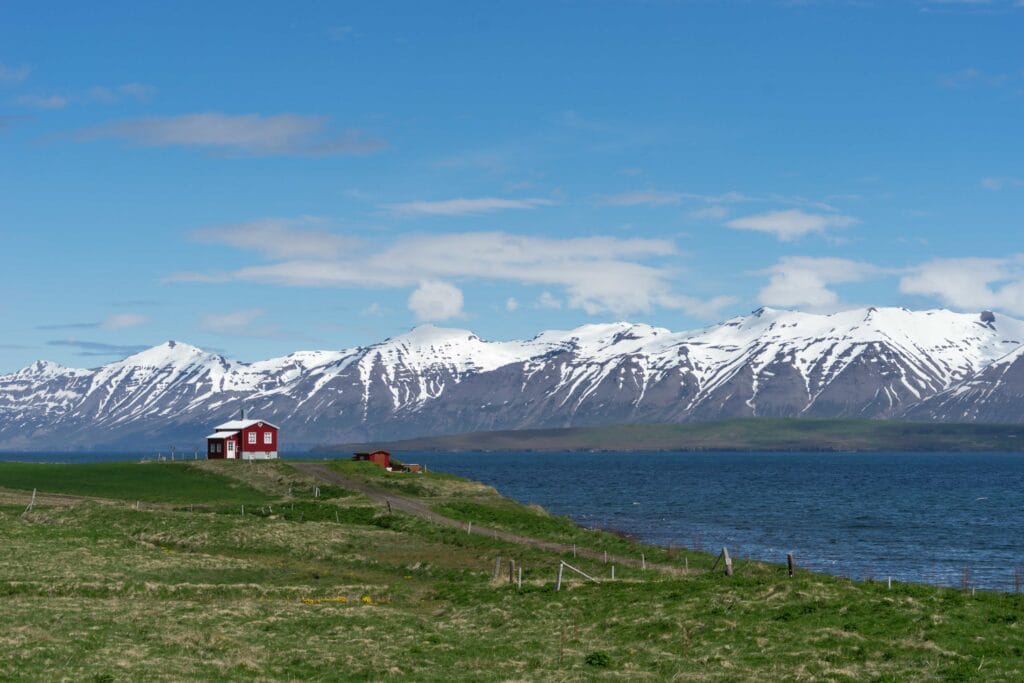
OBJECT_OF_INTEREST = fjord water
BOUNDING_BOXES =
[412,451,1024,591]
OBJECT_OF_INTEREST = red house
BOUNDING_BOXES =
[353,450,391,469]
[207,411,279,460]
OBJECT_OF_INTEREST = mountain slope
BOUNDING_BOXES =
[2,308,1023,451]
[904,345,1024,423]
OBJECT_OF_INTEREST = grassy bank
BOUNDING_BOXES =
[1,460,1022,681]
[323,418,1024,453]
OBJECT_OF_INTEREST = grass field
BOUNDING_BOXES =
[1,459,1023,681]
[324,418,1024,453]
[0,461,272,504]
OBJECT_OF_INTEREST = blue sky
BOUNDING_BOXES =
[2,0,1023,371]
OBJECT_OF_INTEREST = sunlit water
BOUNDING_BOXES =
[4,449,1023,590]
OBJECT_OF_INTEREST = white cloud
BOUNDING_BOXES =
[758,257,880,309]
[899,256,1024,315]
[174,224,731,319]
[77,113,386,156]
[14,83,156,110]
[103,313,146,330]
[0,62,31,84]
[690,205,730,220]
[87,82,157,103]
[536,292,563,309]
[408,280,464,321]
[726,209,858,241]
[17,94,67,109]
[981,176,1024,190]
[199,309,269,335]
[505,297,520,312]
[386,197,554,216]
[192,217,359,259]
[599,190,684,206]
[940,67,1008,89]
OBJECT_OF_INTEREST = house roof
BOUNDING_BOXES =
[206,430,239,440]
[214,419,279,431]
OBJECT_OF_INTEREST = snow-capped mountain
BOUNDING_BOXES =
[904,344,1024,423]
[3,307,1023,451]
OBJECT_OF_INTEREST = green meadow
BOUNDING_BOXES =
[0,461,271,504]
[1,459,1022,681]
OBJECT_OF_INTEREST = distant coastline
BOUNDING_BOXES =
[318,418,1024,454]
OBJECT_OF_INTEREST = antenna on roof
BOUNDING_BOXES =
[240,407,246,420]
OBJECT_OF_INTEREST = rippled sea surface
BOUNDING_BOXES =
[4,449,1023,590]
[411,451,1024,591]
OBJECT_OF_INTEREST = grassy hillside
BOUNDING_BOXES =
[1,459,1022,680]
[322,418,1024,453]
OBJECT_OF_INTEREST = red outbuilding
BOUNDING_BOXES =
[353,450,391,469]
[207,412,279,460]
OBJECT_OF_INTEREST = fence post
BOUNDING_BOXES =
[22,488,36,515]
[494,556,501,579]
[787,553,795,578]
[641,553,646,571]
[611,565,615,580]
[556,562,564,591]
[518,565,523,589]
[509,559,516,584]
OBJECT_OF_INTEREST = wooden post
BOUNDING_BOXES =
[887,576,892,590]
[509,559,516,584]
[556,562,564,591]
[241,504,244,516]
[641,553,646,571]
[518,565,523,589]
[22,488,36,515]
[723,547,733,577]
[787,553,795,578]
[314,487,320,498]
[604,550,608,564]
[611,565,615,580]
[335,510,339,523]
[468,522,472,534]
[685,556,688,571]
[494,556,501,579]
[386,499,392,514]
[572,544,576,557]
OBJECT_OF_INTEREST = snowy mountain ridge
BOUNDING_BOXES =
[3,307,1024,450]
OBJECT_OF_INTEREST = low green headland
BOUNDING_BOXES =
[1,459,1022,681]
[324,418,1024,453]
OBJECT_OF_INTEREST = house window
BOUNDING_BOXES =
[264,432,273,445]
[248,432,257,445]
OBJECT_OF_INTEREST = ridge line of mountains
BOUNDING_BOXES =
[3,306,1024,451]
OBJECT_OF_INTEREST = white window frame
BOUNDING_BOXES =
[264,431,273,445]
[248,431,257,445]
